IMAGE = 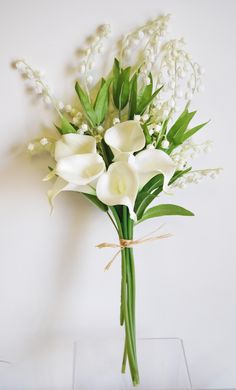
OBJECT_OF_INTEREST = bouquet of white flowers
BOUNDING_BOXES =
[14,14,221,386]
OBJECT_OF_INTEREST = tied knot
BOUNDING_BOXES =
[96,225,172,271]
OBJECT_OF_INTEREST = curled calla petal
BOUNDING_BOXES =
[54,134,96,161]
[96,161,139,220]
[134,149,176,192]
[48,177,95,209]
[104,120,145,155]
[56,153,105,185]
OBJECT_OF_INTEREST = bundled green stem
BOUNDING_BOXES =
[110,206,139,386]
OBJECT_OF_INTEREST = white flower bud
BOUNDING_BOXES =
[57,101,64,110]
[81,123,88,131]
[146,144,155,150]
[72,117,79,125]
[87,75,93,84]
[113,117,120,125]
[65,104,72,113]
[97,126,104,134]
[142,114,149,122]
[161,139,170,149]
[134,115,141,121]
[27,143,34,151]
[40,137,48,146]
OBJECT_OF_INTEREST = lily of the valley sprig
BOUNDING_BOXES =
[14,14,221,386]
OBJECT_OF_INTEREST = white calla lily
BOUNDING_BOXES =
[96,161,139,220]
[134,149,176,192]
[56,153,105,185]
[54,134,96,161]
[104,120,145,156]
[48,177,95,208]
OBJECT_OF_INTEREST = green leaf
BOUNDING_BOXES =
[167,109,196,144]
[172,111,197,144]
[75,82,97,126]
[137,85,163,115]
[83,193,108,212]
[94,78,112,125]
[60,115,77,134]
[138,174,163,195]
[135,189,161,220]
[139,204,194,222]
[179,120,210,143]
[135,167,192,219]
[112,58,120,106]
[118,67,131,110]
[128,73,138,119]
[166,109,188,141]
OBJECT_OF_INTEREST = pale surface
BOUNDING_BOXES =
[0,0,236,389]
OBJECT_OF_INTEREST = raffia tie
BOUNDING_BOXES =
[96,226,172,271]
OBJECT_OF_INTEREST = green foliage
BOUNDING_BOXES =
[135,167,192,220]
[139,204,194,223]
[167,108,209,148]
[112,59,132,111]
[55,115,77,135]
[136,84,163,116]
[83,193,108,212]
[75,78,112,127]
[112,59,163,117]
[128,73,138,119]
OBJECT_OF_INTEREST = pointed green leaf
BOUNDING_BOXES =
[128,73,138,119]
[139,204,194,222]
[75,82,97,126]
[112,58,121,108]
[119,67,131,110]
[179,120,210,143]
[60,115,77,134]
[94,78,112,125]
[173,111,197,143]
[137,85,163,115]
[167,109,188,141]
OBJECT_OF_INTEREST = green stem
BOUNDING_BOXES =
[109,205,139,386]
[122,207,139,385]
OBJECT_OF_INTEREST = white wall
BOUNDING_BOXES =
[0,0,236,388]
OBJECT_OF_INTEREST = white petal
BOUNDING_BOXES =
[48,177,95,207]
[54,134,96,161]
[135,149,176,191]
[104,120,145,155]
[96,161,138,220]
[56,153,105,185]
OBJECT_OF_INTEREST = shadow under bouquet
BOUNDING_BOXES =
[14,14,221,386]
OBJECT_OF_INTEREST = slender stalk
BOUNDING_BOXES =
[122,207,139,385]
[109,205,139,385]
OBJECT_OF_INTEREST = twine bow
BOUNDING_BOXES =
[96,225,172,271]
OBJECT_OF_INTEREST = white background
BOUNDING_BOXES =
[0,0,236,389]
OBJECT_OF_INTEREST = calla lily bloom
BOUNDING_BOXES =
[54,133,96,161]
[56,153,105,185]
[134,149,176,192]
[96,161,139,220]
[48,177,95,208]
[104,120,145,157]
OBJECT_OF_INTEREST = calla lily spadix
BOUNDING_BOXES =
[134,149,177,192]
[54,133,96,161]
[56,153,105,185]
[96,161,139,220]
[104,120,145,156]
